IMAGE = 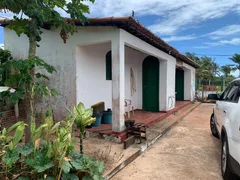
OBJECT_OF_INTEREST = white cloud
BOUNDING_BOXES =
[205,24,240,39]
[56,1,240,36]
[1,0,240,37]
[162,35,196,42]
[193,46,209,49]
[206,38,240,46]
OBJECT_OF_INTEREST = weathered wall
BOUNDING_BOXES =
[4,26,119,120]
[4,25,195,131]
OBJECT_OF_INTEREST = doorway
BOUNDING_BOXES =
[142,56,159,112]
[175,68,184,101]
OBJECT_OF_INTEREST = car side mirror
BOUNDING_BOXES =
[207,94,220,101]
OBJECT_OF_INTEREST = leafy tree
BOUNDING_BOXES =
[185,52,201,64]
[229,53,240,77]
[186,52,219,100]
[0,49,12,85]
[186,53,217,81]
[0,0,95,142]
[221,65,235,77]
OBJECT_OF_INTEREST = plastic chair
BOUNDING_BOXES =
[125,99,134,118]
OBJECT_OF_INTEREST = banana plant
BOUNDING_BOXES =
[68,102,96,154]
[0,121,26,173]
[0,121,26,151]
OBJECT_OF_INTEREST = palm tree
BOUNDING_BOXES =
[221,65,235,77]
[229,53,240,77]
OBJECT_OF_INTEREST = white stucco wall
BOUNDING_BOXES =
[120,29,177,111]
[125,47,147,110]
[4,25,195,131]
[183,62,196,101]
[76,42,112,109]
[76,44,147,111]
[4,26,119,120]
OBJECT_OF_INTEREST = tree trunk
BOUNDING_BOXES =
[25,18,37,143]
[80,133,83,154]
[202,81,204,102]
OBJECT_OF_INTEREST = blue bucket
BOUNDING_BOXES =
[102,110,112,124]
[92,113,102,127]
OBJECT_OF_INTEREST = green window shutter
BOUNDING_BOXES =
[106,51,112,80]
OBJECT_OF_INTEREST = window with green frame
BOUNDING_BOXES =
[106,51,112,80]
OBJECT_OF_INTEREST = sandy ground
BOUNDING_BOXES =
[73,133,139,176]
[113,104,222,180]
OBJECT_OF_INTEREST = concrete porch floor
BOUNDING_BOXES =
[87,101,191,141]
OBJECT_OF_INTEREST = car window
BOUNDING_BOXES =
[223,81,240,103]
[220,83,233,100]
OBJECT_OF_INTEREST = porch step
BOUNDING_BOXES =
[86,101,192,143]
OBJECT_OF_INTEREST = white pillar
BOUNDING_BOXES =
[159,58,176,111]
[111,38,125,132]
[166,59,176,111]
[159,60,167,111]
[184,69,192,100]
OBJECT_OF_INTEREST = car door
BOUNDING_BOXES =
[221,80,240,163]
[215,83,233,132]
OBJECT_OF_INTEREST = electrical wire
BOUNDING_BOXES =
[193,54,234,57]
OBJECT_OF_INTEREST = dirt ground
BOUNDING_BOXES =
[113,104,222,180]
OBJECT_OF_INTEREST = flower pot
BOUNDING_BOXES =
[102,109,112,124]
[92,113,102,127]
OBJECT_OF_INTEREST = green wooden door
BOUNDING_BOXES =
[142,56,159,112]
[175,69,184,101]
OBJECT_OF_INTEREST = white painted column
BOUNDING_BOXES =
[159,60,167,111]
[184,69,192,100]
[159,58,176,111]
[191,68,196,100]
[166,59,176,111]
[111,38,125,132]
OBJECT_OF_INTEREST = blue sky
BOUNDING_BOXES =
[1,0,240,75]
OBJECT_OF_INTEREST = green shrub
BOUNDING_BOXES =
[0,104,104,180]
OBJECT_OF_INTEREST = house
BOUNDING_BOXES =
[0,17,199,133]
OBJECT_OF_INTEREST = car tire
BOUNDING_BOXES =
[210,114,219,138]
[221,135,236,180]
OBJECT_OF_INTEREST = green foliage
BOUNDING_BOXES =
[0,49,12,85]
[69,150,104,180]
[229,53,240,67]
[62,173,79,180]
[68,102,96,154]
[2,148,19,168]
[0,104,104,179]
[0,57,57,104]
[69,103,96,131]
[185,52,219,82]
[1,0,95,143]
[1,0,95,44]
[229,53,240,77]
[25,148,54,173]
[0,121,26,149]
[0,121,26,172]
[221,65,236,77]
[16,143,34,156]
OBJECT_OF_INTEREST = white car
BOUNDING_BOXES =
[210,79,240,180]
